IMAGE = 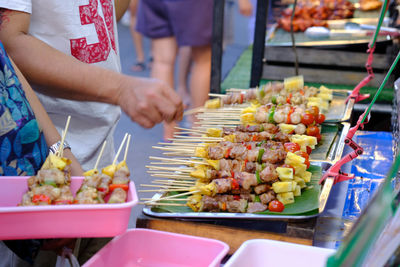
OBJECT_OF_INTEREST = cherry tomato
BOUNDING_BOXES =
[233,195,240,200]
[231,178,240,190]
[304,158,310,169]
[295,150,309,160]
[306,126,320,137]
[301,113,315,126]
[284,142,301,153]
[306,146,312,155]
[316,133,322,143]
[281,164,295,175]
[268,200,285,212]
[309,106,320,118]
[316,114,326,124]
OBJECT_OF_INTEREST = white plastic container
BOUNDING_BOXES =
[225,239,335,267]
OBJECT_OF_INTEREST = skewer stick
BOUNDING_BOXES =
[112,133,128,165]
[145,166,193,172]
[140,202,187,207]
[149,156,208,165]
[149,162,188,165]
[141,198,188,201]
[150,174,195,180]
[183,106,204,116]
[123,134,131,162]
[144,190,200,203]
[140,184,189,190]
[174,127,207,134]
[152,146,194,152]
[208,93,225,97]
[152,180,195,185]
[139,188,190,192]
[163,152,194,156]
[158,142,203,147]
[57,115,71,157]
[93,141,107,171]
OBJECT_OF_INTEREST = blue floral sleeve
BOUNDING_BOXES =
[0,42,48,176]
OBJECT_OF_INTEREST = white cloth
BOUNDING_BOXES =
[0,0,122,170]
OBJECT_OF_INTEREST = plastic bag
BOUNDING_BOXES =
[55,247,80,267]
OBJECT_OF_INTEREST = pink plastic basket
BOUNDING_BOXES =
[0,176,138,240]
[83,228,229,267]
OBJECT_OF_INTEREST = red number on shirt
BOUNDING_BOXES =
[70,0,116,64]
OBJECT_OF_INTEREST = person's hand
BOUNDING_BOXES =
[238,0,253,17]
[117,76,184,128]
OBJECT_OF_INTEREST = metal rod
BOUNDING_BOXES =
[210,0,225,94]
[250,0,269,88]
[361,50,400,124]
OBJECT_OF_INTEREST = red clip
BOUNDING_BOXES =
[319,139,363,185]
[346,45,375,104]
[319,112,368,185]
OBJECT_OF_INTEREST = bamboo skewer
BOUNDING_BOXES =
[140,184,189,190]
[93,141,107,171]
[112,133,128,165]
[57,116,71,157]
[183,106,204,116]
[149,156,208,166]
[144,190,200,203]
[139,188,191,192]
[140,202,187,206]
[123,134,131,162]
[152,146,194,152]
[145,166,193,172]
[141,198,188,201]
[174,127,207,134]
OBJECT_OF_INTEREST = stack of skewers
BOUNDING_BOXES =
[141,76,332,214]
[20,115,133,206]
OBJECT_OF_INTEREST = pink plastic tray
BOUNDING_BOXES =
[83,228,229,267]
[0,176,138,240]
[224,239,335,267]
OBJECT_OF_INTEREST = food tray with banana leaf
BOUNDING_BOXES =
[324,90,354,123]
[142,123,349,220]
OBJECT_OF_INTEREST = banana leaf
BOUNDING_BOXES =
[151,165,322,216]
[310,124,339,161]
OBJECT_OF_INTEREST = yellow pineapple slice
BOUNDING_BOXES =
[276,167,294,180]
[277,192,295,205]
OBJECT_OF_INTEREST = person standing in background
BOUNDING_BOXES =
[0,1,183,171]
[136,0,213,141]
[129,0,148,72]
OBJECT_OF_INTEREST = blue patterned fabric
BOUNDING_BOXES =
[0,42,48,176]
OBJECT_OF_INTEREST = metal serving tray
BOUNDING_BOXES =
[325,90,354,123]
[142,123,350,220]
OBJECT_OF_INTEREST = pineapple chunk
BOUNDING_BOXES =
[279,123,296,134]
[42,154,71,171]
[294,163,307,176]
[241,113,255,124]
[277,192,295,205]
[223,134,236,142]
[285,152,305,166]
[284,75,304,91]
[317,93,333,101]
[205,98,221,109]
[294,185,302,196]
[320,101,329,111]
[241,106,257,114]
[319,85,332,94]
[206,128,222,137]
[207,160,220,171]
[272,181,293,193]
[190,169,206,180]
[276,167,294,180]
[294,176,306,188]
[194,147,207,158]
[300,171,312,183]
[291,181,298,191]
[187,194,202,212]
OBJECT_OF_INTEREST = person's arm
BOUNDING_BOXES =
[115,0,131,22]
[10,58,84,176]
[0,9,183,129]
